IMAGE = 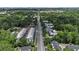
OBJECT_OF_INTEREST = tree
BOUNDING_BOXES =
[15,38,29,47]
[0,41,15,51]
[0,29,16,51]
[47,44,53,51]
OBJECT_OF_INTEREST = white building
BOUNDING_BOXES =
[26,27,35,42]
[16,28,27,39]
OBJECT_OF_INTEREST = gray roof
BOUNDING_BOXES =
[66,44,79,51]
[51,41,60,49]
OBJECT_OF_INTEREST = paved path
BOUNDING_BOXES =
[37,11,45,51]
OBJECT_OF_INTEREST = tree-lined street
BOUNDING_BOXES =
[36,11,45,51]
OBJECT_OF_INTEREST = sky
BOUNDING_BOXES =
[0,0,79,7]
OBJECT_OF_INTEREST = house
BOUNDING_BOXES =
[43,20,57,36]
[66,44,79,51]
[51,41,61,50]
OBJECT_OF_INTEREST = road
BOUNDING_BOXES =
[36,11,45,51]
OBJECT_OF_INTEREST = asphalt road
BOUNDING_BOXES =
[37,11,45,51]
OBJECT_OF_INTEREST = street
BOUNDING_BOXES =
[36,11,45,51]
